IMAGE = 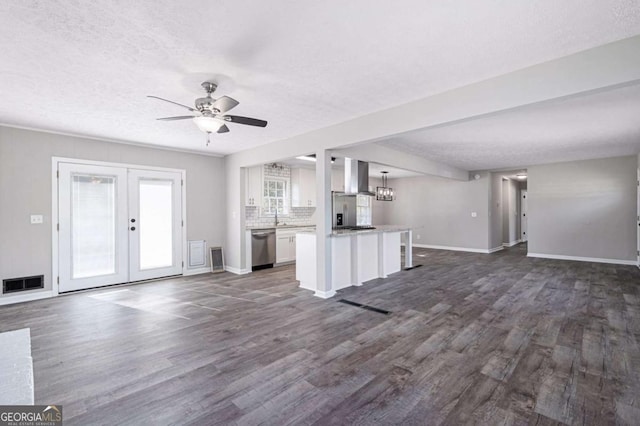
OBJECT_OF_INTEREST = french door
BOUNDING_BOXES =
[58,162,183,292]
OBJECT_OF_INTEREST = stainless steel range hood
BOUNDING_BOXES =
[344,158,375,195]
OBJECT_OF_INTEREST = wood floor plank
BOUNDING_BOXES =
[1,243,639,425]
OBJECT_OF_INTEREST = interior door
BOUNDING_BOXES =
[58,163,129,292]
[521,190,528,242]
[128,169,183,282]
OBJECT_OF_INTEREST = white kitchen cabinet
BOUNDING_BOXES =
[291,168,316,207]
[331,167,345,192]
[276,229,297,263]
[245,166,262,207]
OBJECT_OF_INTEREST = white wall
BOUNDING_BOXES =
[528,155,637,262]
[383,173,491,250]
[0,126,225,297]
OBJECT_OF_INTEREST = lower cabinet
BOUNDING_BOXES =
[276,227,316,264]
[276,232,296,263]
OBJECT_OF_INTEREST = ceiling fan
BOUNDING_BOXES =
[148,81,267,146]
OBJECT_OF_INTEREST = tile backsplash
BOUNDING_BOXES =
[246,206,316,228]
[246,163,316,228]
[263,163,290,180]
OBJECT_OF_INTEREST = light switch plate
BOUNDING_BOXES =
[30,215,43,224]
[471,212,477,218]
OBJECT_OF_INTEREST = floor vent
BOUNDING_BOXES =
[3,275,44,294]
[338,299,391,315]
[209,247,225,273]
[404,264,423,271]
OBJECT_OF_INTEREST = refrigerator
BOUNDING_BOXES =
[332,192,373,227]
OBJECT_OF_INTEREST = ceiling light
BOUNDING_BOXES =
[193,116,224,133]
[295,154,335,163]
[376,171,394,201]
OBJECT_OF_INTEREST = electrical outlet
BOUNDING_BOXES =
[416,234,421,240]
[30,215,43,224]
[471,212,477,218]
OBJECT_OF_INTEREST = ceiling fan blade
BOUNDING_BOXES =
[224,115,268,127]
[156,116,195,121]
[212,96,239,114]
[147,95,197,112]
[217,124,230,134]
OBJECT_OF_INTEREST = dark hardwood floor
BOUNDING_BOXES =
[1,244,640,425]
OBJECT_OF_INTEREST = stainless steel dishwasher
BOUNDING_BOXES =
[251,228,276,270]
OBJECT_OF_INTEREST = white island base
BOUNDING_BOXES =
[296,226,412,298]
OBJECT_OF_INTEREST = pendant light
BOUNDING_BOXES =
[376,171,394,201]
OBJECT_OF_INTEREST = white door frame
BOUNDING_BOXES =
[637,167,639,267]
[52,157,187,296]
[521,190,528,242]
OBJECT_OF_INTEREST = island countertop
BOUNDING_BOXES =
[330,225,411,237]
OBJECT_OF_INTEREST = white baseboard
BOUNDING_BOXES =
[183,267,211,276]
[0,290,54,306]
[527,252,638,266]
[411,243,499,254]
[488,246,504,253]
[225,266,251,275]
[502,240,522,248]
[314,289,337,299]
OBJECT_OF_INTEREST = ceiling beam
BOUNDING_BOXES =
[334,144,468,181]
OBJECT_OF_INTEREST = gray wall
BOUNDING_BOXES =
[384,173,490,250]
[370,176,389,225]
[504,178,518,245]
[528,155,637,261]
[489,173,504,250]
[0,126,225,297]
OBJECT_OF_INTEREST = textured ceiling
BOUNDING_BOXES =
[0,1,639,155]
[378,83,640,170]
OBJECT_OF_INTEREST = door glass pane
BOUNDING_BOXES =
[139,179,173,270]
[71,174,117,278]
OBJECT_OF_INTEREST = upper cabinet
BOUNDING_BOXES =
[331,167,345,192]
[291,168,316,207]
[245,166,262,207]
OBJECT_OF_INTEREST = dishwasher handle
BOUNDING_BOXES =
[252,231,275,237]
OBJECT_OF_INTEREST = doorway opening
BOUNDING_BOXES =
[494,169,528,254]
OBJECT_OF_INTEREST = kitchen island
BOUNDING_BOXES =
[296,225,413,298]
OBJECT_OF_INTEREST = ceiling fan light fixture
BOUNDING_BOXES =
[193,116,224,133]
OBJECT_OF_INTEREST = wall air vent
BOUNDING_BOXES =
[3,275,44,294]
[188,240,207,268]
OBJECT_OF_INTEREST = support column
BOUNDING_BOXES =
[314,149,335,298]
[405,230,413,268]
